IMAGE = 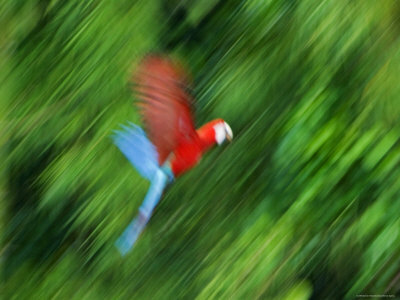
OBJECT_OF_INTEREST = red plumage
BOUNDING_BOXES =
[133,55,230,177]
[133,55,198,166]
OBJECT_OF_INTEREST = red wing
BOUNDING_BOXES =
[133,55,198,165]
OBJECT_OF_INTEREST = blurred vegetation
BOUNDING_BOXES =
[1,0,400,299]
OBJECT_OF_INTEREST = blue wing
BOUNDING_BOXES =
[112,122,159,181]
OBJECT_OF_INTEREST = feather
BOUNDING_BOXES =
[132,55,198,165]
[115,168,169,255]
[112,123,159,181]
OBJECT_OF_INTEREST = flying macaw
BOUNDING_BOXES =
[112,55,233,255]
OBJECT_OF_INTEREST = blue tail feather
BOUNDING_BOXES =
[115,168,168,255]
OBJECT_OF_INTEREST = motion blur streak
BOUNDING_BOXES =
[1,0,400,299]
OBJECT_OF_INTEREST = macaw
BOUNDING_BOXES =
[112,55,233,255]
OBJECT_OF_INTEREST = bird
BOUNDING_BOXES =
[112,54,233,255]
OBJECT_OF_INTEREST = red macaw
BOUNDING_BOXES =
[113,55,232,254]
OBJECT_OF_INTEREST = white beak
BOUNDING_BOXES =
[224,122,233,142]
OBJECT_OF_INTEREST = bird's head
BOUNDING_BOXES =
[213,120,233,145]
[197,118,233,151]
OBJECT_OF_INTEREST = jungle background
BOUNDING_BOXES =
[1,0,400,299]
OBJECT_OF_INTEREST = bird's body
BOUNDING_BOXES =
[113,55,232,254]
[167,118,227,176]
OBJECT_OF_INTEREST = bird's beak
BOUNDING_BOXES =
[224,122,233,142]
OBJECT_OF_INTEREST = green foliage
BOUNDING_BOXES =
[1,0,400,298]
